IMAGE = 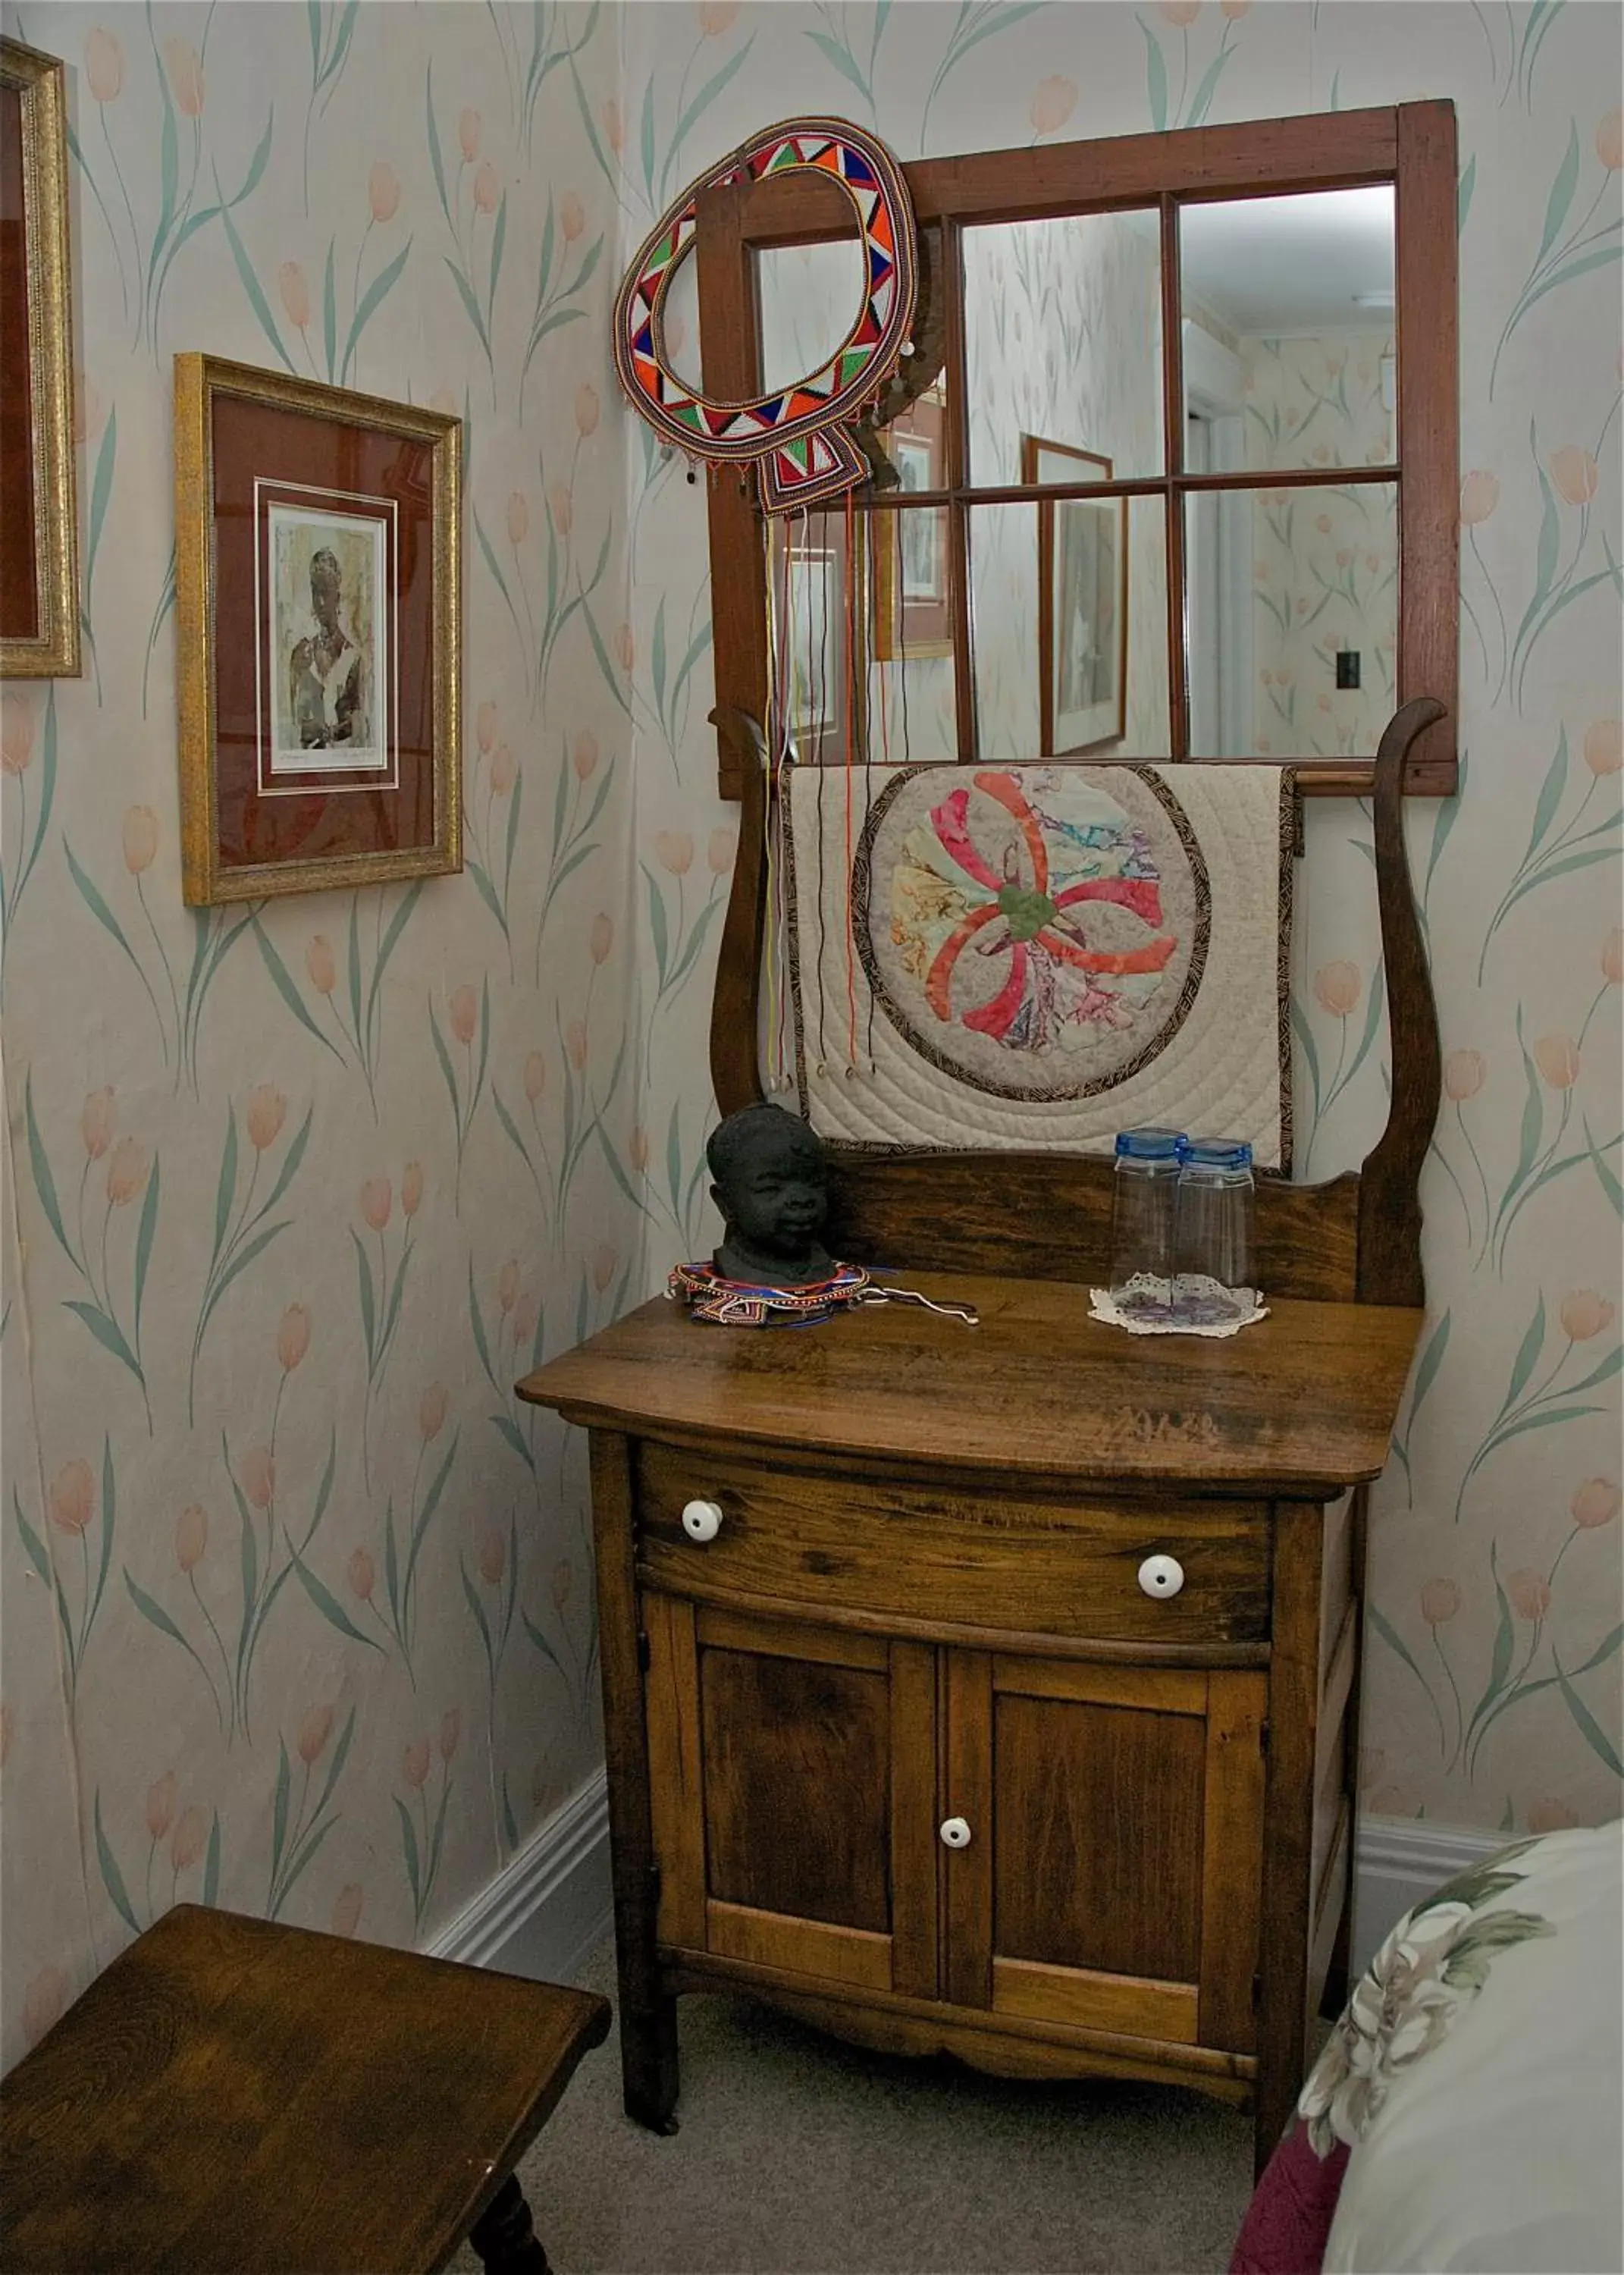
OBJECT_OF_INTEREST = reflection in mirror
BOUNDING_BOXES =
[963,212,1164,488]
[1187,482,1397,758]
[663,234,870,399]
[969,500,1168,762]
[773,513,957,767]
[1180,189,1396,475]
[758,237,868,397]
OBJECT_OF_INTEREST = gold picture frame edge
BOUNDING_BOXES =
[2,36,80,679]
[1021,431,1128,758]
[173,351,462,906]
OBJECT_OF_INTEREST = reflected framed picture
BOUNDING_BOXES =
[174,355,460,903]
[1022,434,1127,754]
[873,384,952,660]
[782,514,847,764]
[2,37,79,677]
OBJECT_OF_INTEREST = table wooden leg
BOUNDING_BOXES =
[469,2173,550,2275]
[619,1982,680,2135]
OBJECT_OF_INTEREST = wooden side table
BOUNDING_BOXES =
[0,1904,610,2273]
[519,1274,1422,2178]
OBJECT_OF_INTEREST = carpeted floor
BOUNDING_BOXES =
[450,1940,1254,2275]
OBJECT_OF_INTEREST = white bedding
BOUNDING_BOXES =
[1305,1822,1623,2274]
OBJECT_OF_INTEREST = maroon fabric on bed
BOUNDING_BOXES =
[1228,2122,1350,2275]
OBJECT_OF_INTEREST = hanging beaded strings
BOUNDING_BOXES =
[810,503,831,1080]
[760,513,784,1090]
[842,487,859,1077]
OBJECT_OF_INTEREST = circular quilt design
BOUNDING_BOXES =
[854,766,1212,1103]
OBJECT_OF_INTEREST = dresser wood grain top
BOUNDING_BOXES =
[518,1275,1422,1492]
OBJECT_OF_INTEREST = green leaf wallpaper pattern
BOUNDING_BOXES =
[2,0,1620,2073]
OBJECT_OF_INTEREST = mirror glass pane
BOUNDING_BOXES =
[1180,189,1396,476]
[964,212,1165,488]
[775,512,958,766]
[969,500,1169,761]
[1186,480,1398,757]
[663,234,872,398]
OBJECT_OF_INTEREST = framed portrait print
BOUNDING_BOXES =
[779,513,848,764]
[873,384,951,660]
[2,38,79,677]
[1022,434,1127,755]
[174,354,460,904]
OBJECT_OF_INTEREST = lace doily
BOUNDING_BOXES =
[1089,1273,1268,1338]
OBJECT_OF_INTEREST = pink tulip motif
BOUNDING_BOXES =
[348,1547,376,1600]
[146,1771,179,1842]
[83,27,124,102]
[268,1705,353,1919]
[560,192,585,243]
[171,1806,208,1873]
[1029,76,1077,137]
[332,1884,364,1938]
[449,984,478,1046]
[49,1459,95,1536]
[162,38,205,117]
[1583,720,1622,777]
[246,1086,287,1151]
[1,691,34,775]
[175,1504,208,1574]
[572,730,599,781]
[306,936,337,995]
[81,1087,116,1159]
[354,1161,424,1495]
[368,162,401,224]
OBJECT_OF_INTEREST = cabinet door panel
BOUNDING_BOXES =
[642,1596,938,1997]
[701,1646,892,1931]
[946,1654,1267,2056]
[993,1692,1207,1982]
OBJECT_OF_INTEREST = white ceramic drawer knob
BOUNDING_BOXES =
[939,1816,973,1850]
[681,1498,724,1543]
[1138,1552,1185,1600]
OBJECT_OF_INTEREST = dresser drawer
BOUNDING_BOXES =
[634,1444,1269,1646]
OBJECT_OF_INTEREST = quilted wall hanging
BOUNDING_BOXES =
[781,761,1296,1169]
[612,118,918,514]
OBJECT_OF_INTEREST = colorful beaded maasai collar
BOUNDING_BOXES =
[666,1258,872,1327]
[666,1259,980,1330]
[613,118,918,515]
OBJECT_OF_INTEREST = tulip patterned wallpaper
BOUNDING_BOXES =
[0,0,641,2067]
[1,0,1619,2078]
[612,0,1621,1842]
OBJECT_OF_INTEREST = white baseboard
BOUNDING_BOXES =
[1352,1813,1508,1974]
[427,1778,1503,2002]
[428,1768,612,1985]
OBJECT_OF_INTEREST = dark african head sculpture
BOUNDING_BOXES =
[707,1104,832,1287]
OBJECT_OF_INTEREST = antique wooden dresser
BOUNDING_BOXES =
[519,709,1440,2176]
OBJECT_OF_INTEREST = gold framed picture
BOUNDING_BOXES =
[1022,433,1128,755]
[872,384,952,661]
[174,354,462,904]
[2,37,80,678]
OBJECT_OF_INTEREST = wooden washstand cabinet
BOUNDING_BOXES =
[520,705,1443,2176]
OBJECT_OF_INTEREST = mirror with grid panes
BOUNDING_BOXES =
[694,105,1456,803]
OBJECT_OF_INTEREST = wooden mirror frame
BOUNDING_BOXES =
[697,102,1457,802]
[697,107,1457,1312]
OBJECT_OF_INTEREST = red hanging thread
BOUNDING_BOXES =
[842,490,858,1072]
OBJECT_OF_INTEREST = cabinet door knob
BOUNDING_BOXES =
[938,1816,973,1850]
[1137,1552,1185,1599]
[681,1498,724,1543]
